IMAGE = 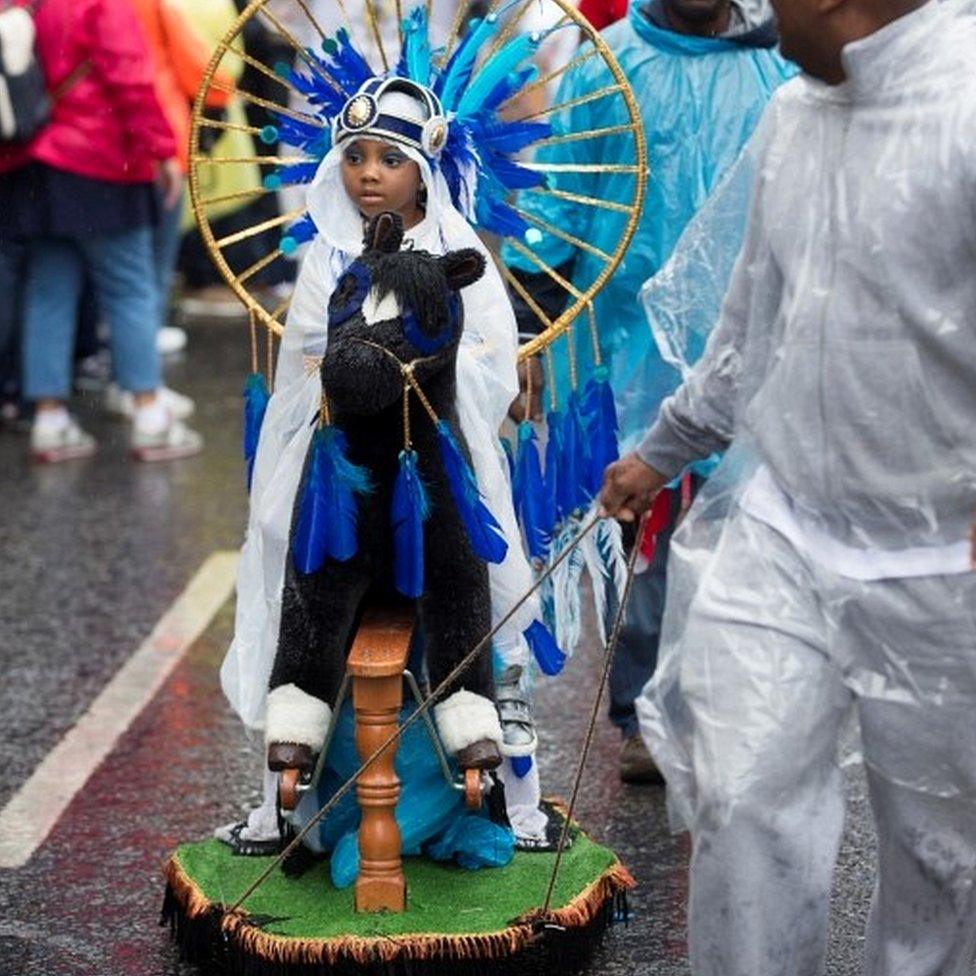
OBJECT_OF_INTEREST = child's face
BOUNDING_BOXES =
[340,139,424,223]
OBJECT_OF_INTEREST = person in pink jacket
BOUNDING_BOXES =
[5,0,203,461]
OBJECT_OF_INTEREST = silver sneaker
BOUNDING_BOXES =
[495,664,538,755]
[131,418,203,462]
[30,416,97,463]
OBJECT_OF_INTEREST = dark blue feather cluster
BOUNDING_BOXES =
[264,7,552,241]
[293,426,373,574]
[581,366,620,497]
[436,420,508,564]
[392,449,430,598]
[243,372,270,492]
[513,421,550,560]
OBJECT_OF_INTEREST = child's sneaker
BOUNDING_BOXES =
[30,415,97,463]
[131,418,203,462]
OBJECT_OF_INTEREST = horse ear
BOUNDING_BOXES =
[440,249,485,291]
[365,212,404,254]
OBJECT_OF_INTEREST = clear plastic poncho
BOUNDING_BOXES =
[222,142,540,730]
[633,5,976,971]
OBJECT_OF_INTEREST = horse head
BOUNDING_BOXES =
[322,212,485,416]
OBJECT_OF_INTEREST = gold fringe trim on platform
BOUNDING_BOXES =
[163,853,634,969]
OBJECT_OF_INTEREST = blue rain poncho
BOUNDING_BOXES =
[504,2,795,460]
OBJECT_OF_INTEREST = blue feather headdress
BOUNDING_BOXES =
[262,6,555,243]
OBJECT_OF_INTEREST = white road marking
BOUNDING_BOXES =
[0,551,239,869]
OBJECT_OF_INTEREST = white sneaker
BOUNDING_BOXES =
[105,384,195,421]
[131,418,203,462]
[31,416,97,463]
[157,326,188,355]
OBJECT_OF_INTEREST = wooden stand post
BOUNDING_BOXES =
[347,604,415,914]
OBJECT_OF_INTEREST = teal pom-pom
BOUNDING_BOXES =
[273,61,291,77]
[322,37,338,55]
[263,173,283,190]
[280,235,298,255]
[260,125,279,145]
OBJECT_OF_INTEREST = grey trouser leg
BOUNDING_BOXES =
[679,510,976,976]
[837,573,976,976]
[681,512,849,976]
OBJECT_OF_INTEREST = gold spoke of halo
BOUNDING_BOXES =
[507,239,585,301]
[514,84,624,123]
[214,207,309,250]
[524,185,633,214]
[530,123,634,149]
[269,293,292,325]
[364,0,390,72]
[501,266,555,331]
[199,185,274,208]
[238,248,285,285]
[520,161,640,174]
[484,0,532,60]
[291,0,330,42]
[207,81,327,127]
[223,44,300,96]
[511,206,614,263]
[437,0,474,67]
[395,0,403,42]
[499,46,599,110]
[192,154,316,166]
[198,118,271,139]
[257,4,342,91]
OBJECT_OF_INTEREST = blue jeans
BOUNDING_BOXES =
[22,227,161,400]
[608,477,701,738]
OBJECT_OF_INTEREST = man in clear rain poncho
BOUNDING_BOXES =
[601,0,976,973]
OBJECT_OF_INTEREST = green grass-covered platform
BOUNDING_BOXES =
[162,808,634,976]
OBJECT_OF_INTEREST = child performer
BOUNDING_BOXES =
[216,21,562,854]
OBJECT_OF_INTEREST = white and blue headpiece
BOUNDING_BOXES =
[262,6,557,252]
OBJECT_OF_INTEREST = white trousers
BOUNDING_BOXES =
[673,511,976,976]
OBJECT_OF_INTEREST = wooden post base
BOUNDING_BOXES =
[347,604,415,914]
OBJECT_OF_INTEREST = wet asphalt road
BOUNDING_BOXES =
[0,319,876,976]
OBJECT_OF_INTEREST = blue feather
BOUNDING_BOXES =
[456,34,538,119]
[392,449,430,598]
[435,15,500,110]
[553,393,590,520]
[581,366,619,497]
[483,152,545,190]
[322,29,374,93]
[477,119,550,155]
[279,213,318,255]
[479,65,537,114]
[435,420,508,564]
[272,162,321,187]
[544,410,563,530]
[293,427,373,573]
[523,619,565,676]
[474,193,529,238]
[514,421,550,560]
[396,7,432,84]
[243,372,270,492]
[566,390,593,511]
[501,436,516,485]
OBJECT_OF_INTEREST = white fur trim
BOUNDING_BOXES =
[434,689,503,756]
[265,683,331,750]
